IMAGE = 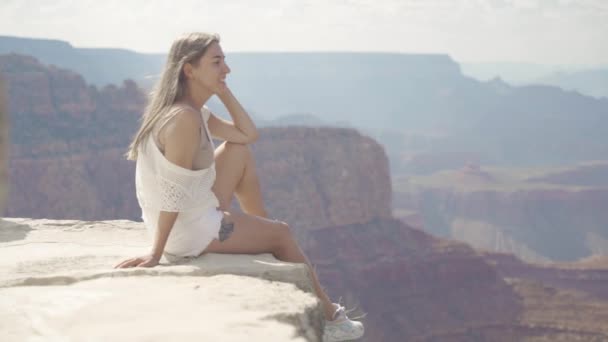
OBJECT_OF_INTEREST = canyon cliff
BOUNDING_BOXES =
[4,53,608,341]
[393,162,608,263]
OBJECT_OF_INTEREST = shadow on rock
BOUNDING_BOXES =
[0,218,32,243]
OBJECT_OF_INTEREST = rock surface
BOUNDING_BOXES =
[0,218,324,341]
[253,127,392,231]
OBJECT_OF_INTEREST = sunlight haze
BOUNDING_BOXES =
[1,0,607,65]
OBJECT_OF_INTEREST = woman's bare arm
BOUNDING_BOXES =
[207,88,259,144]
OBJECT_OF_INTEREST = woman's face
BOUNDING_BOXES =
[187,41,231,95]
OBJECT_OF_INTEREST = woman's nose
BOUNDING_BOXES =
[224,63,231,74]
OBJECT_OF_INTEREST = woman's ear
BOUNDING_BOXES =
[183,62,194,80]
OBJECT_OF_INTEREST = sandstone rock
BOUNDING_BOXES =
[0,218,324,341]
[0,54,145,154]
[4,217,608,341]
[253,127,392,231]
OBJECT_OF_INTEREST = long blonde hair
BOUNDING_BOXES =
[124,32,220,160]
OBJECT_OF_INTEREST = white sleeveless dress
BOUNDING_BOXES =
[135,106,223,261]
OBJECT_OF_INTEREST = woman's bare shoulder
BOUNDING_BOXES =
[158,106,202,146]
[161,106,203,170]
[167,105,202,129]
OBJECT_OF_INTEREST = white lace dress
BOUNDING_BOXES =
[135,107,223,259]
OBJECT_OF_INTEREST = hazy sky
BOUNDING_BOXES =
[1,0,607,65]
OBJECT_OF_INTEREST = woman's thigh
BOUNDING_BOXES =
[201,210,288,255]
[212,141,246,209]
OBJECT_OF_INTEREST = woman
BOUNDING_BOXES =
[115,33,364,341]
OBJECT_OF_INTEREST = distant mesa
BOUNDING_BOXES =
[393,161,608,263]
[458,162,495,183]
[566,254,608,270]
[524,161,608,187]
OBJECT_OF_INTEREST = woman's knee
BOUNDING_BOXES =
[224,141,252,159]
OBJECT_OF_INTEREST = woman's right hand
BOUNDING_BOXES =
[114,254,160,269]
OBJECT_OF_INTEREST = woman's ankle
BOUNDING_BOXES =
[324,302,340,321]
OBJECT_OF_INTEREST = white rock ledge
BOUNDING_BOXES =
[0,218,324,341]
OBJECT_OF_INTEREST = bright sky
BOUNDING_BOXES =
[1,0,607,65]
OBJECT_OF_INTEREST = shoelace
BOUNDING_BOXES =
[335,296,368,321]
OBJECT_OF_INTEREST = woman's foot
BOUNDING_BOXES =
[323,303,365,341]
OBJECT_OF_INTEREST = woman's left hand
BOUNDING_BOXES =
[114,254,160,269]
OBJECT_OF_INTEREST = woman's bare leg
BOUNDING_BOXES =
[213,142,268,217]
[202,211,338,320]
[274,230,339,320]
[210,143,339,319]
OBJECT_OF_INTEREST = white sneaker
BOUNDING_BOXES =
[322,303,365,341]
